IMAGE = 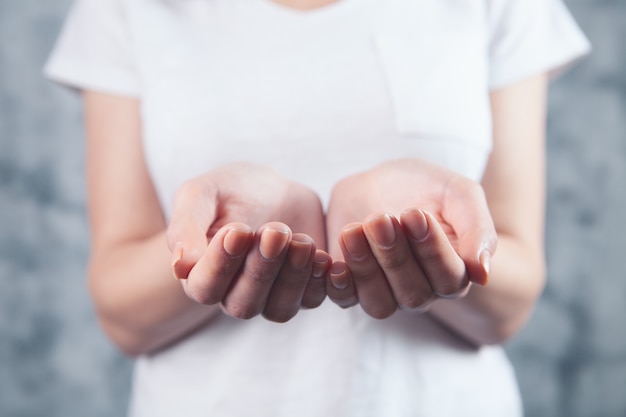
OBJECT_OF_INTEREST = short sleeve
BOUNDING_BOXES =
[488,0,591,90]
[44,0,140,97]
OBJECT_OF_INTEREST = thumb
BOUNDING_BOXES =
[166,181,219,279]
[459,229,496,286]
[443,180,497,286]
[451,213,496,286]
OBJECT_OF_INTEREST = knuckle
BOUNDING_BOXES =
[277,272,309,291]
[417,244,443,264]
[250,273,275,289]
[376,250,409,271]
[351,267,381,284]
[247,265,278,287]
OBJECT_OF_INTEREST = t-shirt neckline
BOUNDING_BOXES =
[250,0,357,19]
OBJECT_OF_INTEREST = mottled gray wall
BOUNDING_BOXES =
[0,0,624,416]
[505,2,626,416]
[0,2,132,416]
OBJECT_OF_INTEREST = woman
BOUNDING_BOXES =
[46,0,589,415]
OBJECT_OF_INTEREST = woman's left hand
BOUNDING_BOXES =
[325,158,497,318]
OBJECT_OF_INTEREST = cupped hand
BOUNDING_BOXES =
[166,163,330,322]
[325,158,497,318]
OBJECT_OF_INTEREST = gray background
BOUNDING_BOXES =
[1,0,624,416]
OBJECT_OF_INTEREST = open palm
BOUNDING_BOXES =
[325,158,496,318]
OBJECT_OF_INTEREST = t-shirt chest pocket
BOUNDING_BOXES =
[373,19,492,151]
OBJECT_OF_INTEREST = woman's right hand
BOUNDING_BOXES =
[166,163,330,323]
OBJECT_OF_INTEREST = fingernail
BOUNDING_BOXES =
[403,209,430,242]
[288,239,313,270]
[312,256,329,279]
[259,227,291,260]
[366,213,396,248]
[330,263,349,290]
[342,224,369,261]
[223,227,253,256]
[170,242,184,280]
[478,249,491,285]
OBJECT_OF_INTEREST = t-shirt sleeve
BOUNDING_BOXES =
[44,0,140,97]
[488,0,591,90]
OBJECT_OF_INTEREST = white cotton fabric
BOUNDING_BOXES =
[46,0,589,416]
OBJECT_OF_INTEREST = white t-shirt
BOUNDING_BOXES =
[46,1,589,416]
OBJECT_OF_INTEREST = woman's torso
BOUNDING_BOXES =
[128,1,520,415]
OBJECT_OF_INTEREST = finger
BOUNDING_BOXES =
[339,223,397,319]
[325,261,358,309]
[221,223,291,320]
[441,178,497,285]
[362,212,435,311]
[183,223,254,304]
[301,250,330,309]
[263,234,316,322]
[167,180,219,279]
[401,209,470,299]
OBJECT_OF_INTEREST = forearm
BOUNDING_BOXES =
[88,230,220,356]
[427,233,546,346]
